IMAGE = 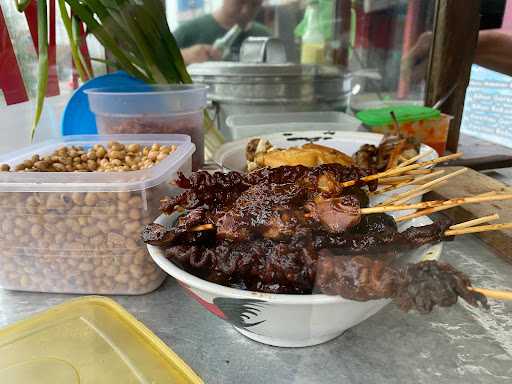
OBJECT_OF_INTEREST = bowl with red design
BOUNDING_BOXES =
[147,213,442,348]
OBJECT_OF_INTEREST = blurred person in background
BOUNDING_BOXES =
[403,0,512,80]
[175,0,270,65]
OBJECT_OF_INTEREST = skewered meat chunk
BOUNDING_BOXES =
[313,216,452,255]
[161,164,377,214]
[316,252,488,313]
[353,136,421,171]
[146,165,489,314]
[142,207,215,247]
[157,217,487,313]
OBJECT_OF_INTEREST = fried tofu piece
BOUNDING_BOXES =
[253,142,353,169]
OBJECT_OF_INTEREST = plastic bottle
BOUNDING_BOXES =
[301,1,326,64]
[213,24,243,60]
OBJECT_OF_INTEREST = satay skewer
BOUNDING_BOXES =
[444,223,512,236]
[395,192,503,222]
[390,181,450,206]
[397,150,435,168]
[378,176,415,185]
[470,288,512,302]
[449,214,500,230]
[370,170,446,196]
[405,169,434,175]
[380,168,468,206]
[340,152,463,188]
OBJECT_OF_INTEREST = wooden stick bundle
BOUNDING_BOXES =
[394,192,505,222]
[341,152,463,188]
[379,168,468,206]
[397,150,434,168]
[370,170,446,196]
[449,214,500,230]
[445,223,512,237]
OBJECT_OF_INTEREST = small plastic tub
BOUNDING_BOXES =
[0,134,195,295]
[86,85,207,169]
[225,112,362,140]
[356,106,452,155]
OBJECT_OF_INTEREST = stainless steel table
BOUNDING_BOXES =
[1,235,511,384]
[2,134,512,383]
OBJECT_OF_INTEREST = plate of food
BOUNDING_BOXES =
[144,163,508,348]
[213,130,437,173]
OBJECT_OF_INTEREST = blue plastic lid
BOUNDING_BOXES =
[61,71,146,136]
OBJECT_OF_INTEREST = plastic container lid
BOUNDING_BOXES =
[85,84,208,117]
[226,111,361,129]
[356,105,441,126]
[0,134,195,192]
[0,297,202,384]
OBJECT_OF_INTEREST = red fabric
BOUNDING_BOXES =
[0,6,29,105]
[25,0,60,97]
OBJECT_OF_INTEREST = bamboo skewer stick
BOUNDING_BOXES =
[366,193,512,217]
[370,170,446,196]
[378,176,415,185]
[449,214,500,230]
[380,168,468,206]
[470,288,512,301]
[444,223,512,237]
[397,150,434,168]
[391,180,449,205]
[340,152,463,188]
[395,192,504,222]
[404,169,434,175]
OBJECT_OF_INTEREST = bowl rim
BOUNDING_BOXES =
[148,214,442,305]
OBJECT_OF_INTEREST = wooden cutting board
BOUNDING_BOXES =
[425,167,512,264]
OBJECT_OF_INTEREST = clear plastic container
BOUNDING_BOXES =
[0,134,195,295]
[86,85,207,170]
[225,112,361,140]
[369,114,452,156]
[0,297,202,383]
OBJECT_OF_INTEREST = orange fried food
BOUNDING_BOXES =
[253,142,353,169]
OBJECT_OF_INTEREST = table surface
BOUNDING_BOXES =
[1,135,512,384]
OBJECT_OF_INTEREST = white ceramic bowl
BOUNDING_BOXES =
[148,214,442,348]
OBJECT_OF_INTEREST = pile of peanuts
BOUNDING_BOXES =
[0,141,177,173]
[0,141,184,294]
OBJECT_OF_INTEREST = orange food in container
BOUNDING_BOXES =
[356,106,452,155]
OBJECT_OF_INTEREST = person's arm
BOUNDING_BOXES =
[475,29,512,76]
[181,45,221,65]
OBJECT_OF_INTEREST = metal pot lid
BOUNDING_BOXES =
[188,62,350,77]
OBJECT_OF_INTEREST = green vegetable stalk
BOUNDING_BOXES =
[32,0,48,141]
[16,0,224,155]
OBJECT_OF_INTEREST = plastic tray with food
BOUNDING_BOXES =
[0,134,195,294]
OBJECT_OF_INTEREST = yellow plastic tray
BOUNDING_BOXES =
[0,296,203,384]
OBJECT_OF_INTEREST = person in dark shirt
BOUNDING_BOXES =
[175,0,270,65]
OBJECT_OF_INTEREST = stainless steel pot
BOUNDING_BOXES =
[188,62,352,139]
